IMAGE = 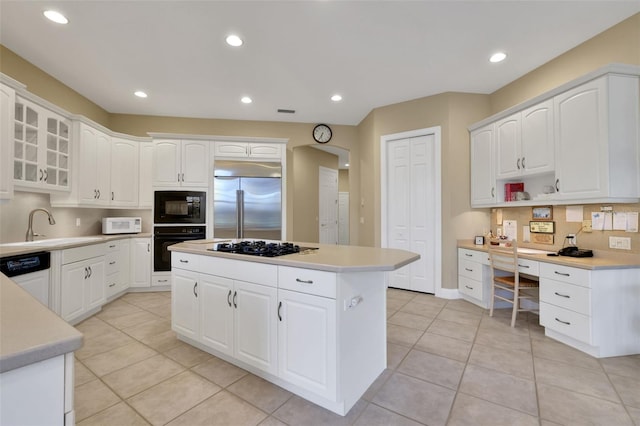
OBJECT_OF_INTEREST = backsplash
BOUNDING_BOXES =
[0,192,152,243]
[490,203,640,255]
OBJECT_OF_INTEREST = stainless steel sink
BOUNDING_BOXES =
[0,236,104,248]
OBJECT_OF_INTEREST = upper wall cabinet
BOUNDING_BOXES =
[0,83,16,200]
[13,97,71,192]
[110,137,139,207]
[153,139,209,188]
[554,74,639,201]
[138,141,154,208]
[470,66,639,207]
[214,142,282,159]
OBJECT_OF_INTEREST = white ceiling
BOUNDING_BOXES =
[1,1,638,126]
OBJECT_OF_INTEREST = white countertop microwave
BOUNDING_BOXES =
[102,217,142,234]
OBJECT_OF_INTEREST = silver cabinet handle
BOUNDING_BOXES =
[521,157,526,169]
[555,317,571,325]
[491,187,495,197]
[554,292,570,298]
[465,285,473,290]
[43,169,48,182]
[158,279,168,283]
[109,244,116,248]
[465,268,473,272]
[97,189,101,199]
[554,271,570,277]
[109,283,116,287]
[111,191,114,201]
[94,189,98,199]
[178,173,181,182]
[109,261,116,265]
[296,278,313,284]
[180,259,189,263]
[39,169,44,181]
[147,243,150,252]
[227,290,232,307]
[181,173,185,182]
[233,291,237,308]
[193,282,198,297]
[517,158,521,170]
[465,253,473,257]
[518,264,529,268]
[555,179,560,192]
[84,267,88,279]
[278,301,282,321]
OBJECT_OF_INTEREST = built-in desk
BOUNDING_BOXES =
[457,240,640,358]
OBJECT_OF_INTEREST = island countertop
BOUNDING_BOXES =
[169,240,420,273]
[0,274,83,373]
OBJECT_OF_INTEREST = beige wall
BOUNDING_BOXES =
[339,170,349,192]
[292,146,339,243]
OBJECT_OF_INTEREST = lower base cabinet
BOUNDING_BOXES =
[130,237,151,288]
[171,252,386,416]
[60,244,105,323]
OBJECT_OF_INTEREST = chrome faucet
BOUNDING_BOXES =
[25,208,56,241]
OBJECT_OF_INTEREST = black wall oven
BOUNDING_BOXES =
[154,191,206,224]
[153,226,206,272]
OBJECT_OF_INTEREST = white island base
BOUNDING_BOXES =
[169,243,419,416]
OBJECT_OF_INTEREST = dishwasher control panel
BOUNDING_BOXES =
[0,251,50,277]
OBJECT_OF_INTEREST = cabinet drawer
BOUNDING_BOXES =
[278,266,336,299]
[458,276,483,301]
[540,279,591,315]
[171,252,201,270]
[458,259,483,281]
[199,256,278,287]
[516,258,539,276]
[105,252,119,275]
[540,263,590,288]
[106,271,120,297]
[105,240,120,252]
[540,302,591,344]
[62,243,105,265]
[153,275,171,287]
[458,249,486,263]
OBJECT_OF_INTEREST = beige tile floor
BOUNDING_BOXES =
[74,289,640,426]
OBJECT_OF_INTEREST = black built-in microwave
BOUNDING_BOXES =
[154,191,206,224]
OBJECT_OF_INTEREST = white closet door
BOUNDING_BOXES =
[319,166,338,244]
[386,134,437,294]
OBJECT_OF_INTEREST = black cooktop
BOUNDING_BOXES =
[210,241,317,257]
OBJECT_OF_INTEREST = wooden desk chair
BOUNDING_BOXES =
[488,240,539,327]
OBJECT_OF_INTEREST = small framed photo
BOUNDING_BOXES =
[532,206,553,220]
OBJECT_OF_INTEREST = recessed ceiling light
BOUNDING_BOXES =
[345,163,350,167]
[134,91,148,98]
[226,35,243,47]
[43,10,68,24]
[489,52,507,63]
[331,94,342,102]
[241,96,252,104]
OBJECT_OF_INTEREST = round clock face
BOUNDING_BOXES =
[313,124,332,144]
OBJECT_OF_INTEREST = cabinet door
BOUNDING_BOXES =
[119,240,131,292]
[13,99,41,187]
[85,259,105,311]
[60,262,86,321]
[470,125,495,206]
[278,289,336,400]
[138,141,154,207]
[0,84,15,199]
[153,140,181,186]
[78,124,111,205]
[200,274,234,356]
[554,77,608,198]
[130,238,151,288]
[248,143,281,159]
[110,137,138,206]
[495,114,521,179]
[43,113,71,190]
[181,140,209,187]
[214,142,249,158]
[172,269,199,339]
[521,99,554,175]
[234,280,278,375]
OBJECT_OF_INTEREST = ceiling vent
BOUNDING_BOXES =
[277,109,295,114]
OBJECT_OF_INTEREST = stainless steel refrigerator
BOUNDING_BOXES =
[213,160,282,240]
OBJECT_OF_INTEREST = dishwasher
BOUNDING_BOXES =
[0,251,51,307]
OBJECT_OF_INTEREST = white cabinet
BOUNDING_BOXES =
[138,141,154,208]
[214,141,282,159]
[277,288,336,400]
[0,83,15,199]
[13,97,71,192]
[457,249,490,307]
[470,125,495,207]
[172,268,200,339]
[554,75,640,201]
[77,122,111,205]
[200,274,234,355]
[130,237,151,288]
[153,139,209,187]
[110,137,139,206]
[105,239,130,299]
[60,244,105,324]
[496,100,554,180]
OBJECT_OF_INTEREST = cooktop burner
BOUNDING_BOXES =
[211,241,316,257]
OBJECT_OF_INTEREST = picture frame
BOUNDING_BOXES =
[532,206,553,220]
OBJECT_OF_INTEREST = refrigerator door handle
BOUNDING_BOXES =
[237,189,244,239]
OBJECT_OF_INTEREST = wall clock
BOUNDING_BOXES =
[313,124,332,144]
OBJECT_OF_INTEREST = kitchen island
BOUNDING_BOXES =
[168,241,419,416]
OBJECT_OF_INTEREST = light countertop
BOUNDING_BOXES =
[0,233,152,257]
[0,274,83,373]
[169,241,420,273]
[457,240,640,270]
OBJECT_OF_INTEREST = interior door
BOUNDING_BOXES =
[338,192,350,245]
[318,166,338,244]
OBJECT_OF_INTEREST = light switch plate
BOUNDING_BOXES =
[609,236,631,250]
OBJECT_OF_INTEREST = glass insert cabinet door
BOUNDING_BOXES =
[13,98,70,190]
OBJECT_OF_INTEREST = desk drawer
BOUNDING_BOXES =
[459,249,486,264]
[540,279,591,316]
[278,266,336,299]
[458,259,483,281]
[517,258,539,276]
[540,263,590,288]
[540,301,591,344]
[458,276,483,301]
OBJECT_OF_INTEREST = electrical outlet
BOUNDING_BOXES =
[609,236,631,250]
[582,220,592,233]
[567,234,577,246]
[75,218,81,227]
